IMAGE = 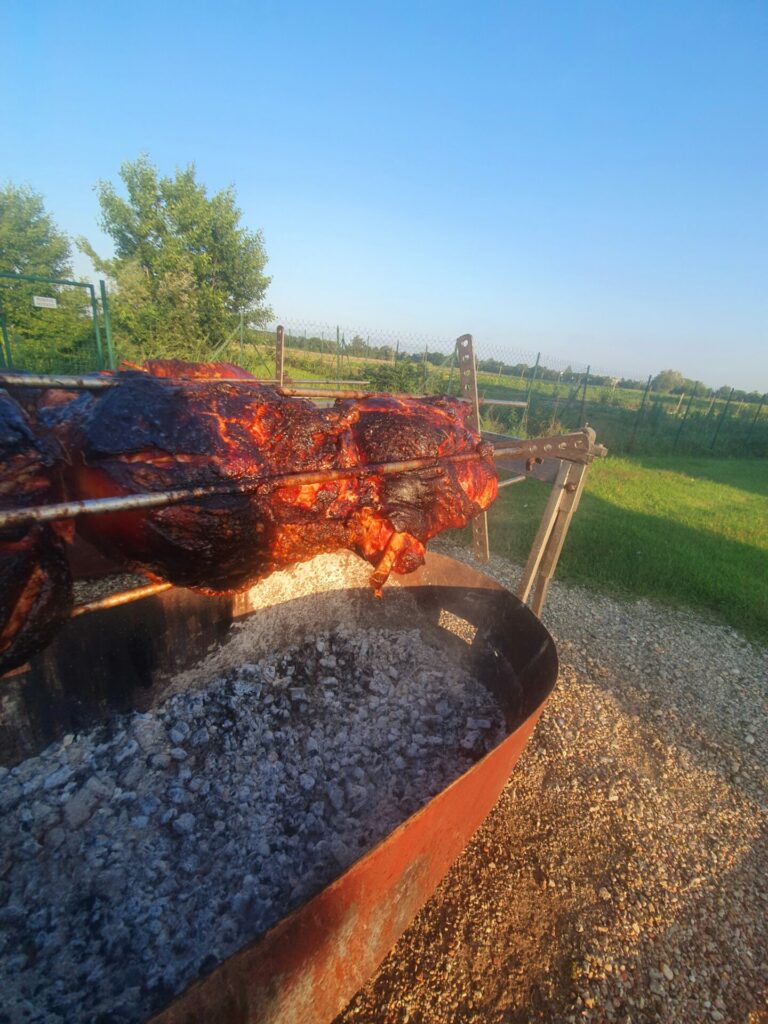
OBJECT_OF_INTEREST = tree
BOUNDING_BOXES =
[651,369,685,393]
[0,183,72,278]
[80,156,271,360]
[0,184,94,371]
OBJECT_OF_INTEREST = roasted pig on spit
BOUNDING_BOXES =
[47,361,497,594]
[0,360,497,673]
[0,390,73,676]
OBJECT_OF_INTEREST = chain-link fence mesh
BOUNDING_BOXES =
[5,301,766,458]
[0,275,107,374]
[209,317,765,458]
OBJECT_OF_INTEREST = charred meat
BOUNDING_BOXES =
[52,361,497,594]
[0,390,73,676]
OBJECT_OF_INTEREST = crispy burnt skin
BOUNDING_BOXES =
[57,361,498,594]
[0,390,73,676]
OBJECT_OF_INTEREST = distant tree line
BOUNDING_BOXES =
[280,331,763,403]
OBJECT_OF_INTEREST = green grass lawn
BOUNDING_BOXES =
[458,456,768,643]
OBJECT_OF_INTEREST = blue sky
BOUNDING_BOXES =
[3,1,767,391]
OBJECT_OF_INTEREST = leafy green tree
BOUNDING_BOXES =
[0,184,95,371]
[80,156,271,361]
[0,183,72,278]
[651,369,685,393]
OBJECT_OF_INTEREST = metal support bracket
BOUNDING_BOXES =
[456,334,490,562]
[516,458,589,616]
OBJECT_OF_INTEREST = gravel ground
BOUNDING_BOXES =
[336,543,767,1024]
[0,625,504,1024]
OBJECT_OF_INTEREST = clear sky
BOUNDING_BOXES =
[3,1,767,391]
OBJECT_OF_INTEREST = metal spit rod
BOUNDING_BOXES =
[1,371,524,406]
[0,372,370,399]
[0,430,600,531]
[71,582,173,617]
[0,452,488,529]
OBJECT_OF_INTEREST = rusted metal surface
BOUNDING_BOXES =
[0,551,556,1023]
[151,712,545,1024]
[144,553,557,1024]
[492,426,607,464]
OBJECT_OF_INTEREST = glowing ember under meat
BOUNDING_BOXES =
[48,360,497,594]
[0,390,73,675]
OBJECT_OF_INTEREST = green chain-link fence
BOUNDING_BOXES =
[0,272,115,373]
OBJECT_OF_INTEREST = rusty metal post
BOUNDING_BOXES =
[628,375,653,452]
[456,333,490,562]
[579,365,590,426]
[710,387,734,450]
[275,325,285,386]
[746,394,766,442]
[516,459,590,616]
[516,460,570,606]
[673,382,698,451]
[529,462,588,616]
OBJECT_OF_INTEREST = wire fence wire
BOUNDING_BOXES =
[0,275,107,374]
[3,300,766,459]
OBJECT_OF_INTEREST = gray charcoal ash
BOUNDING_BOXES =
[0,626,505,1024]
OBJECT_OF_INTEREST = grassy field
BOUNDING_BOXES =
[457,456,768,644]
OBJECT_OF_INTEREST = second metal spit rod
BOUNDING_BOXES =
[1,371,524,406]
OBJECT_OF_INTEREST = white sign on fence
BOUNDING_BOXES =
[32,295,58,309]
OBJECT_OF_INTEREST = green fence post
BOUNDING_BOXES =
[710,388,735,450]
[86,284,105,368]
[746,395,766,443]
[521,351,541,434]
[579,364,591,426]
[628,375,653,452]
[0,310,11,369]
[99,280,116,369]
[673,382,698,451]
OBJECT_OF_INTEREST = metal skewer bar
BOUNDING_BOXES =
[0,429,603,531]
[0,452,487,529]
[2,371,536,407]
[0,372,370,397]
[71,582,173,617]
